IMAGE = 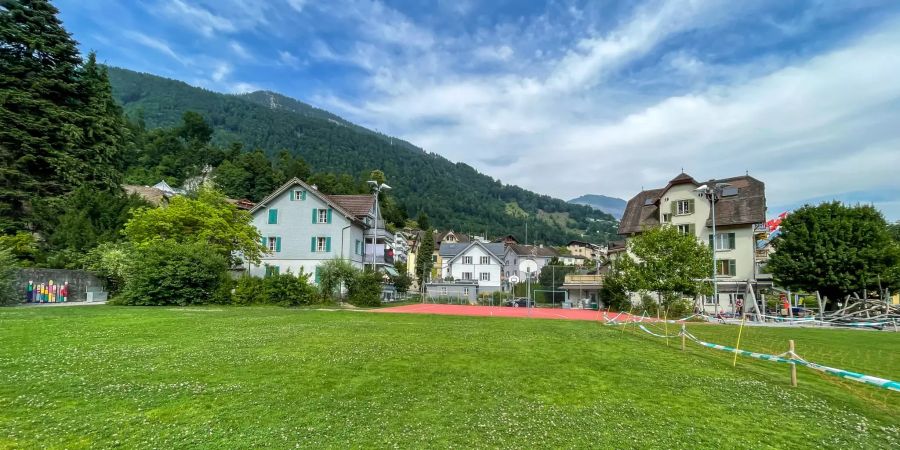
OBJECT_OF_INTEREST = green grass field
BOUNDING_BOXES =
[1,306,897,449]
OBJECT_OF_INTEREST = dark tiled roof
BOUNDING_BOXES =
[439,242,506,259]
[434,230,470,246]
[506,244,560,258]
[329,195,374,219]
[618,189,662,234]
[618,174,766,235]
[703,176,767,227]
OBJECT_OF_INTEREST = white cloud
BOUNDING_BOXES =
[158,0,236,37]
[124,31,184,64]
[211,62,231,82]
[229,40,252,59]
[278,50,301,68]
[313,4,900,217]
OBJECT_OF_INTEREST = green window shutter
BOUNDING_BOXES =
[688,199,695,214]
[687,224,695,236]
[311,237,316,252]
[268,209,278,224]
[290,190,295,201]
[261,237,266,247]
[274,266,280,276]
[670,201,677,216]
[315,267,321,283]
[327,208,333,223]
[355,240,360,255]
[301,190,307,200]
[325,237,331,252]
[728,260,736,276]
[275,237,282,252]
[728,233,736,249]
[708,234,714,249]
[312,208,317,224]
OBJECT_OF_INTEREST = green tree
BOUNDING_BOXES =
[0,1,124,232]
[124,187,263,265]
[538,258,575,291]
[317,258,358,301]
[391,261,412,294]
[768,202,900,303]
[0,248,18,305]
[415,230,435,286]
[416,211,430,231]
[117,240,228,306]
[620,226,712,301]
[347,269,383,307]
[0,231,39,265]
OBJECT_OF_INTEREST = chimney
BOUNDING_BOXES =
[311,184,318,190]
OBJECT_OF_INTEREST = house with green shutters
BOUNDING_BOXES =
[247,178,381,283]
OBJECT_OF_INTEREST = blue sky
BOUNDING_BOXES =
[56,0,900,220]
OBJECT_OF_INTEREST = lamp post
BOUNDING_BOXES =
[695,182,731,313]
[368,180,391,272]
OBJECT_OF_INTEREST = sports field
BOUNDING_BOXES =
[1,306,897,448]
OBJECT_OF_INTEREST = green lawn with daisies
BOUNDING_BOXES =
[0,306,897,448]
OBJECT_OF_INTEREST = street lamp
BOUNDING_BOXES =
[695,182,731,313]
[367,180,391,271]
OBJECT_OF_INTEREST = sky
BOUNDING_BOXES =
[56,0,900,220]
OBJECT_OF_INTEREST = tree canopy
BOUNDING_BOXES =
[768,202,900,302]
[619,226,712,299]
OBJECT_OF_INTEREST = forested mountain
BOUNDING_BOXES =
[107,67,618,245]
[568,195,627,220]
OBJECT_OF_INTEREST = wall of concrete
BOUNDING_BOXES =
[13,269,104,303]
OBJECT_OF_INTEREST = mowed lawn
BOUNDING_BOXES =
[0,307,897,449]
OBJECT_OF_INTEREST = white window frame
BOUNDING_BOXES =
[676,200,691,215]
[462,288,469,296]
[318,209,328,223]
[663,213,672,223]
[677,224,691,235]
[462,272,473,280]
[717,259,736,276]
[712,233,736,251]
[267,237,277,252]
[479,272,490,281]
[294,189,305,200]
[462,256,473,264]
[316,237,327,253]
[480,256,490,265]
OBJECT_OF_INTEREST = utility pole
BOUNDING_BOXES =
[368,180,391,272]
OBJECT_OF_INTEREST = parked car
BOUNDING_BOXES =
[504,298,534,307]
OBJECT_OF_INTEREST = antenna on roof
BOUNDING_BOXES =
[746,169,749,176]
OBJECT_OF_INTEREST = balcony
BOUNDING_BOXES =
[564,274,603,284]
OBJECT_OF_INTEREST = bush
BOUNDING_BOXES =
[318,259,357,301]
[599,272,630,312]
[0,248,19,306]
[118,241,229,306]
[263,270,315,307]
[347,270,383,307]
[232,276,265,305]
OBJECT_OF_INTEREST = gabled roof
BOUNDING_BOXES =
[506,244,560,258]
[441,241,506,265]
[328,195,374,219]
[618,173,767,235]
[249,177,365,226]
[618,189,663,234]
[435,230,470,246]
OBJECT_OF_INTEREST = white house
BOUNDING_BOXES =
[436,241,506,293]
[247,178,380,283]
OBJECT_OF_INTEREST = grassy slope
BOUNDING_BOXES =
[0,307,897,449]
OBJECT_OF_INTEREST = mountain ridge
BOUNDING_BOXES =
[106,66,619,245]
[568,194,627,220]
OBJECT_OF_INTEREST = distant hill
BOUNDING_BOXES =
[568,195,627,219]
[106,67,619,245]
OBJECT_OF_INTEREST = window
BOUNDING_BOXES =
[462,288,469,296]
[462,272,473,280]
[716,259,737,276]
[479,272,490,281]
[431,255,437,262]
[462,256,473,264]
[709,233,736,251]
[480,256,490,265]
[676,224,693,235]
[355,240,362,255]
[267,237,282,252]
[674,199,693,215]
[318,209,328,223]
[705,295,718,305]
[267,209,278,224]
[291,189,306,201]
[441,287,448,295]
[663,213,672,223]
[311,236,331,253]
[316,237,327,252]
[265,265,280,277]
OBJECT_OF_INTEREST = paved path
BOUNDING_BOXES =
[372,303,651,322]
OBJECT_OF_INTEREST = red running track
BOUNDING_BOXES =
[372,303,651,322]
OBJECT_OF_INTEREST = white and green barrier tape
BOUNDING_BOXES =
[631,324,900,392]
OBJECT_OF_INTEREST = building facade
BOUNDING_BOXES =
[618,173,767,313]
